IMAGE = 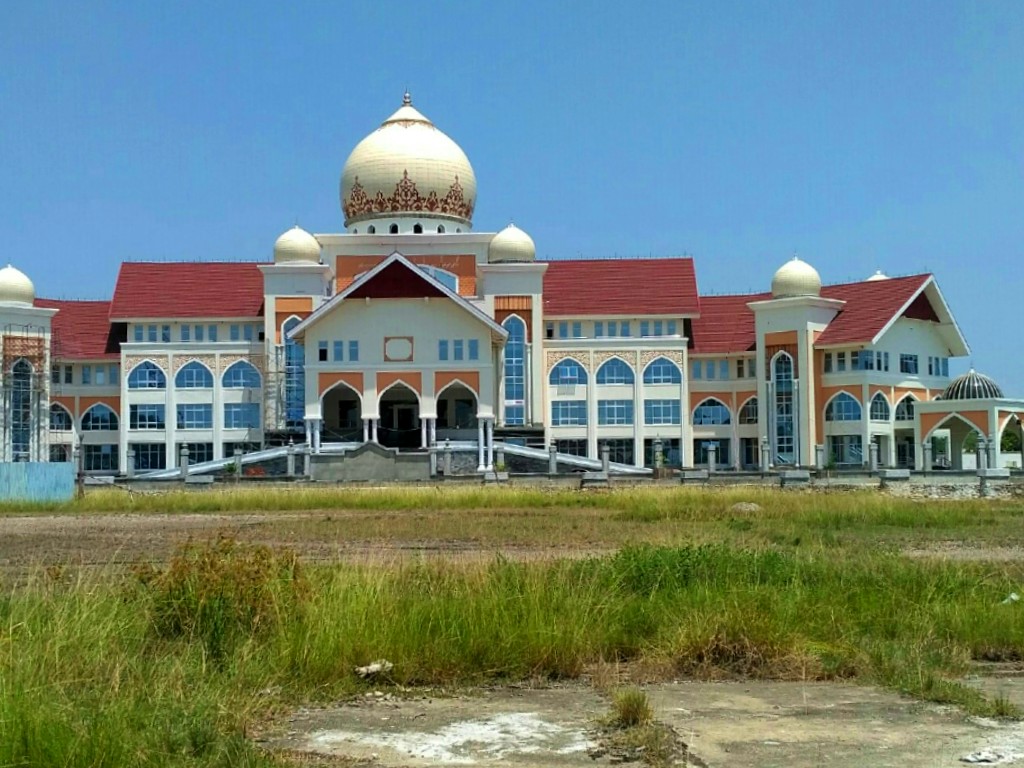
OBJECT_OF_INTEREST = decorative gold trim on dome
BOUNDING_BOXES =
[343,172,474,223]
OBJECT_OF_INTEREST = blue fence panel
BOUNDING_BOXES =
[0,463,76,503]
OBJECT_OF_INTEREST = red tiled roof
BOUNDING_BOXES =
[816,274,930,346]
[36,299,123,360]
[542,258,699,316]
[109,262,266,320]
[689,274,933,354]
[690,293,766,353]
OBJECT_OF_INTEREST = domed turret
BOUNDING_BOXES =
[340,93,476,232]
[273,226,321,264]
[488,223,535,263]
[0,264,35,307]
[942,369,1003,400]
[771,257,821,298]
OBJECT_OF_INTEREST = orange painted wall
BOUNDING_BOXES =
[318,371,364,398]
[920,409,990,438]
[764,331,798,346]
[52,395,76,415]
[377,371,422,396]
[435,371,481,397]
[689,391,736,413]
[335,254,478,296]
[275,296,313,343]
[79,395,120,414]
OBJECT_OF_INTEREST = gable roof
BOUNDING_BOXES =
[289,252,507,340]
[542,258,699,316]
[689,274,967,356]
[36,299,123,360]
[110,262,266,320]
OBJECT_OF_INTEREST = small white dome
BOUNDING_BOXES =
[273,226,321,264]
[488,223,536,263]
[0,264,35,306]
[866,270,890,282]
[771,257,821,298]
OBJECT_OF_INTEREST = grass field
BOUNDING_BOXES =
[1,486,1023,766]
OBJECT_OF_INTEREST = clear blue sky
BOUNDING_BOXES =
[2,2,1021,392]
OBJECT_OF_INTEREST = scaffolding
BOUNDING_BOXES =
[1,322,52,462]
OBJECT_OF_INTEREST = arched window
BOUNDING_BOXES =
[128,361,166,390]
[643,357,682,385]
[223,361,261,389]
[282,317,305,430]
[895,396,916,421]
[502,316,526,426]
[367,225,376,234]
[596,358,635,385]
[352,228,358,234]
[81,404,118,431]
[389,224,399,234]
[693,398,731,425]
[175,361,213,389]
[10,360,32,459]
[437,225,446,233]
[739,397,758,424]
[772,352,796,465]
[50,404,73,431]
[549,358,588,386]
[825,393,862,421]
[413,223,423,234]
[870,393,891,422]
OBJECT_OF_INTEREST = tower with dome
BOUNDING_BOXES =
[17,92,1020,476]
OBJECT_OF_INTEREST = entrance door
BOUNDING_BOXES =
[741,437,758,469]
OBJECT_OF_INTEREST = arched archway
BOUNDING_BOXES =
[435,379,479,440]
[321,381,363,441]
[10,359,33,461]
[377,382,421,449]
[924,413,984,471]
[770,351,797,465]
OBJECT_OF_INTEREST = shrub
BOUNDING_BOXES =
[610,687,653,728]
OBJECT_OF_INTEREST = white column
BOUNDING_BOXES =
[313,419,322,453]
[371,418,378,443]
[477,419,486,471]
[362,418,370,443]
[421,417,428,448]
[429,417,437,446]
[305,419,312,447]
[486,418,494,470]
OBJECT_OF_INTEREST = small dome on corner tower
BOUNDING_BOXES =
[273,226,321,264]
[0,264,35,306]
[488,223,536,263]
[771,256,821,298]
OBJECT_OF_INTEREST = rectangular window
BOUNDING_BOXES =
[244,324,254,342]
[208,325,218,342]
[706,360,716,380]
[900,354,919,375]
[51,366,59,384]
[64,365,73,384]
[453,339,464,361]
[545,321,554,339]
[224,403,261,429]
[555,439,588,457]
[230,324,240,341]
[95,366,106,386]
[598,399,634,425]
[607,321,618,337]
[318,341,328,362]
[942,358,949,377]
[134,325,144,342]
[828,435,864,467]
[333,341,344,362]
[176,403,213,429]
[620,321,631,337]
[572,321,582,338]
[653,320,663,336]
[181,325,191,342]
[147,325,157,343]
[109,365,119,384]
[129,404,166,430]
[644,399,681,425]
[824,353,833,373]
[178,443,214,465]
[551,400,587,426]
[349,341,359,361]
[719,360,729,380]
[667,320,676,336]
[640,321,650,337]
[595,322,604,338]
[130,443,166,470]
[195,325,204,342]
[84,444,118,471]
[438,340,449,361]
[468,339,479,361]
[600,438,635,465]
[161,325,171,343]
[558,321,568,338]
[82,365,91,385]
[837,352,847,372]
[692,361,703,379]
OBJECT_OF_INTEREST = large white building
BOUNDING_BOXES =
[4,93,1021,474]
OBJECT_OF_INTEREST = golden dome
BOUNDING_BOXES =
[771,257,821,298]
[0,264,35,306]
[340,93,476,229]
[273,226,321,264]
[488,223,536,263]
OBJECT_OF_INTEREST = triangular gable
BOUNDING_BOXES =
[289,252,507,340]
[871,277,969,356]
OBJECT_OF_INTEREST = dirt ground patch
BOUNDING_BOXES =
[265,680,1024,767]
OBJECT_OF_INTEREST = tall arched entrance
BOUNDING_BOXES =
[378,383,421,449]
[435,382,479,442]
[321,383,362,442]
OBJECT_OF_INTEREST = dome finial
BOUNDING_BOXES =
[403,90,412,106]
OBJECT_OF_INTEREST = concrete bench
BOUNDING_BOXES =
[780,470,811,487]
[681,470,709,484]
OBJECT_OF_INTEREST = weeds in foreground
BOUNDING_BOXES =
[2,535,1024,766]
[610,687,654,727]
